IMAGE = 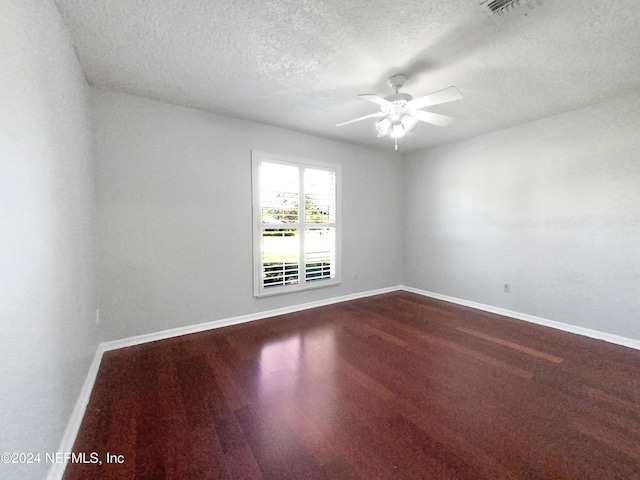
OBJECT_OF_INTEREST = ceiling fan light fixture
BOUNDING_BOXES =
[389,122,405,139]
[375,117,391,135]
[400,114,417,132]
[336,74,463,149]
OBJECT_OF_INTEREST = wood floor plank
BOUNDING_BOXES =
[456,325,565,363]
[570,416,640,464]
[386,315,535,379]
[321,456,361,479]
[235,402,326,480]
[343,318,408,347]
[65,291,640,479]
[270,390,337,465]
[585,386,640,416]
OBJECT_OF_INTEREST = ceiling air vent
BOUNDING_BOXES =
[480,0,543,19]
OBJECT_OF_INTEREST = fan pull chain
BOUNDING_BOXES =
[395,138,398,151]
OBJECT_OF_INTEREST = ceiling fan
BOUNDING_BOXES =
[336,74,463,150]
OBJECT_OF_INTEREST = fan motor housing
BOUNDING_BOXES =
[385,92,412,103]
[382,92,412,117]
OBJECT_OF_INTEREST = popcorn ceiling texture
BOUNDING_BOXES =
[56,0,640,152]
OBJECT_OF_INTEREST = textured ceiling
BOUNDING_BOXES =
[56,0,640,153]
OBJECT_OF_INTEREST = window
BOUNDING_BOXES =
[252,151,341,297]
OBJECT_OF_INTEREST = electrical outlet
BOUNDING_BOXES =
[96,308,100,325]
[504,284,511,293]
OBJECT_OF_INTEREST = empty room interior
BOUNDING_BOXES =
[2,0,640,479]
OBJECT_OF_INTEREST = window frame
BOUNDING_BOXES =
[252,150,342,297]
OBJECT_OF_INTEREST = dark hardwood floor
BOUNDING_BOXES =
[64,291,640,479]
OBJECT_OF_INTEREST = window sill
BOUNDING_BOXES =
[254,279,341,298]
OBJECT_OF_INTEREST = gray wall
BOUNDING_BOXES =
[0,1,99,479]
[3,4,638,476]
[403,93,640,340]
[91,88,404,341]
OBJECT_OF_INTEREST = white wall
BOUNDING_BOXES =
[404,93,640,341]
[0,1,99,479]
[91,88,404,341]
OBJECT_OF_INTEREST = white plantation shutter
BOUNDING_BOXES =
[304,228,335,281]
[304,168,336,224]
[262,228,299,288]
[252,152,341,297]
[260,163,299,223]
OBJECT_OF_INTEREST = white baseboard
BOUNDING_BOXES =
[101,285,402,352]
[46,343,106,480]
[401,285,640,351]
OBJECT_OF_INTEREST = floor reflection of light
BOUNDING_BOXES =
[260,335,300,387]
[300,327,337,437]
[257,326,339,459]
[302,327,336,380]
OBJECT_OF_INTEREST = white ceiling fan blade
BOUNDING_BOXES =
[335,111,386,127]
[411,110,454,127]
[405,86,463,111]
[358,94,391,107]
